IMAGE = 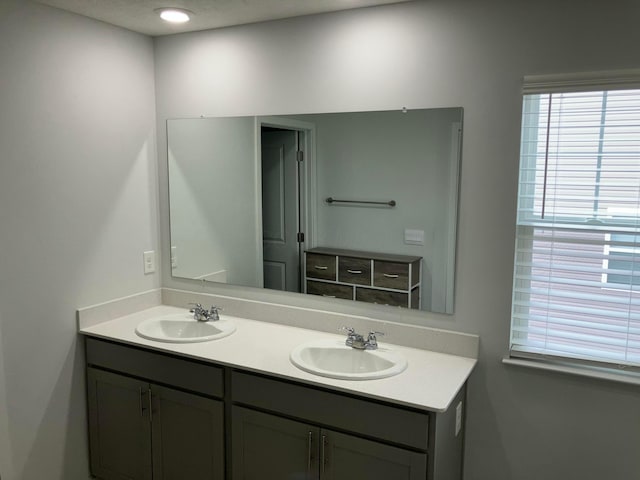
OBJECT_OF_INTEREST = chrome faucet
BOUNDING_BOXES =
[189,303,222,322]
[340,327,384,350]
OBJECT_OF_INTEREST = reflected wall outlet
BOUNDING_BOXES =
[455,401,463,436]
[404,229,425,245]
[143,250,156,274]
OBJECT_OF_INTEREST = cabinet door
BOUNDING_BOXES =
[87,368,152,480]
[151,385,225,480]
[320,430,427,480]
[232,406,319,480]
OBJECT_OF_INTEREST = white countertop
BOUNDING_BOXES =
[79,305,476,413]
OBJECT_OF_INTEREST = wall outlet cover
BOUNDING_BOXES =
[455,401,463,436]
[171,245,178,269]
[143,250,156,274]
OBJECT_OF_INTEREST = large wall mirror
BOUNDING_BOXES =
[167,108,462,314]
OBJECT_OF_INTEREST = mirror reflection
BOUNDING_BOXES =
[167,108,462,314]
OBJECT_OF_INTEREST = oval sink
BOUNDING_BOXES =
[290,339,407,380]
[135,313,236,343]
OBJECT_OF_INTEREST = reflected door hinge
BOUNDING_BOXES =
[297,151,304,162]
[297,232,305,243]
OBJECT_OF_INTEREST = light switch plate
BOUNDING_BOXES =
[171,246,178,269]
[143,250,156,274]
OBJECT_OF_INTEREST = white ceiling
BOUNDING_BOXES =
[37,0,412,36]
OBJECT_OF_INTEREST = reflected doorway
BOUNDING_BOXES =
[261,126,305,293]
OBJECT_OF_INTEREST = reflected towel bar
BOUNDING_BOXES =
[326,197,396,207]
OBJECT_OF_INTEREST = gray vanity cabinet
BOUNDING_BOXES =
[231,407,426,480]
[87,368,152,480]
[84,338,466,480]
[232,406,319,479]
[231,371,429,480]
[322,430,426,480]
[85,339,225,480]
[150,385,224,480]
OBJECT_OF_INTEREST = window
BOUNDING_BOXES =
[510,72,640,371]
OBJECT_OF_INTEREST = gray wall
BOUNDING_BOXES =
[0,2,158,479]
[155,1,640,479]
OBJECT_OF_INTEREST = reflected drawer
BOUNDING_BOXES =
[338,257,371,286]
[307,280,353,300]
[305,253,336,280]
[356,287,408,307]
[374,261,410,290]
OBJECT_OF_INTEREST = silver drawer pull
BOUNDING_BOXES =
[322,294,336,298]
[307,431,313,475]
[314,265,328,270]
[383,273,399,278]
[321,434,327,473]
[347,269,362,274]
[148,388,153,422]
[139,387,145,417]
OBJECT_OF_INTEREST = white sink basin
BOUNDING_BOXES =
[290,339,407,380]
[135,313,236,343]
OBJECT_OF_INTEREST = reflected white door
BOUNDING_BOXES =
[261,129,300,292]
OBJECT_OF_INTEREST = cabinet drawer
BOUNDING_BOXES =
[356,287,408,307]
[338,257,371,285]
[85,338,223,398]
[374,261,410,289]
[307,280,353,300]
[305,253,336,280]
[231,371,429,450]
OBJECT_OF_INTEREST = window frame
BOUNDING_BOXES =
[509,70,640,378]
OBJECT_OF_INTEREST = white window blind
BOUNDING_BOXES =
[511,82,640,370]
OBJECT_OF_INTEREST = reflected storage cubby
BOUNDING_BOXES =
[304,247,422,309]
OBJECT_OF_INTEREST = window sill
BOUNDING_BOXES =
[502,356,640,387]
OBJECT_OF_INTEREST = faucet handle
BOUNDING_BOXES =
[209,305,223,320]
[366,331,384,349]
[189,303,208,321]
[339,326,356,335]
[189,302,204,312]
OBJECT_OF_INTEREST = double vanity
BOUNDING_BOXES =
[78,289,477,480]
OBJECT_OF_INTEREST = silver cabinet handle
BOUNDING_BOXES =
[347,269,362,274]
[321,434,327,474]
[307,431,313,475]
[148,388,153,422]
[383,273,399,278]
[139,387,145,417]
[322,294,336,298]
[314,265,328,270]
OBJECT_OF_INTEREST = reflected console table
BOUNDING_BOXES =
[304,247,422,309]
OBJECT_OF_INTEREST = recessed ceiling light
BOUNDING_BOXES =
[157,8,191,24]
